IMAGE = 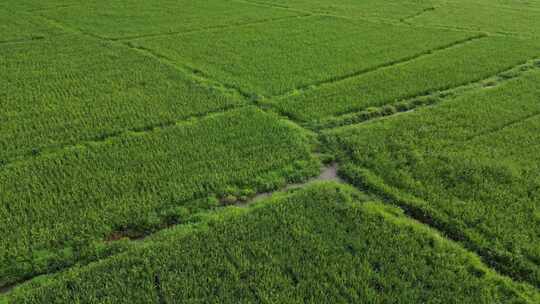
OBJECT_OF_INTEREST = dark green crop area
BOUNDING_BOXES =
[2,0,540,302]
[4,183,540,303]
[323,69,540,287]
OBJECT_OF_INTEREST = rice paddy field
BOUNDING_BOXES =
[1,0,539,302]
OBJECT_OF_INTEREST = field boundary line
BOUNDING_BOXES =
[0,105,250,170]
[40,15,253,103]
[458,111,540,145]
[0,37,48,45]
[232,0,313,16]
[0,162,340,296]
[269,34,487,101]
[335,164,540,289]
[315,58,540,130]
[113,14,313,42]
[123,41,318,136]
[399,6,437,24]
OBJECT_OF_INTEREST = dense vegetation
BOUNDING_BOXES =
[2,0,539,301]
[4,183,539,303]
[271,36,540,124]
[132,16,473,96]
[323,69,540,287]
[0,107,320,287]
[0,34,246,164]
[37,0,299,39]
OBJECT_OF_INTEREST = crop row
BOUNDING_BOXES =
[130,15,475,96]
[3,182,539,303]
[0,34,247,164]
[269,35,540,125]
[322,68,540,287]
[0,107,320,287]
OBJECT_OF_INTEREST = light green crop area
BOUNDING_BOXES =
[5,183,540,303]
[323,69,540,287]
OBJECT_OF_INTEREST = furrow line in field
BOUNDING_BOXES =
[399,6,437,24]
[316,58,540,130]
[0,163,343,296]
[122,42,253,99]
[458,111,540,145]
[26,4,80,12]
[272,34,487,101]
[238,0,498,37]
[0,104,248,170]
[38,14,254,101]
[338,166,540,289]
[123,40,318,136]
[114,13,313,42]
[0,37,47,45]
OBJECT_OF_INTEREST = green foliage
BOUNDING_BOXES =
[412,0,540,36]
[36,0,299,39]
[0,107,320,286]
[5,183,539,303]
[131,15,473,96]
[0,34,245,164]
[3,0,540,300]
[323,69,540,286]
[272,36,540,124]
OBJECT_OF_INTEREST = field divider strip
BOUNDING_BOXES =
[270,34,487,101]
[455,111,540,146]
[0,104,250,170]
[0,163,342,296]
[315,57,540,131]
[122,41,319,136]
[37,14,258,103]
[238,0,504,37]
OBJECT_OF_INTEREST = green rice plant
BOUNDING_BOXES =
[0,107,320,287]
[4,183,539,303]
[322,68,540,286]
[37,0,300,39]
[131,15,475,96]
[242,0,436,21]
[0,34,245,164]
[270,36,540,124]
